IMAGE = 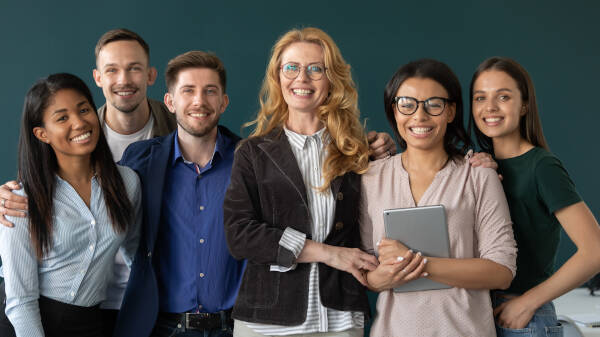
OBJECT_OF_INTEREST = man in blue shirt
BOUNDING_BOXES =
[115,51,243,337]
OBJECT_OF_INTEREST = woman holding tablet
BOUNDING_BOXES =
[469,57,600,336]
[360,59,517,336]
[0,73,141,337]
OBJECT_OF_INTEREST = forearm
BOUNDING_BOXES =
[521,250,600,310]
[425,257,513,289]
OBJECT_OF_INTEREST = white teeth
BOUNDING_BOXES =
[410,127,432,135]
[190,113,208,117]
[116,91,134,96]
[292,89,313,95]
[485,117,502,123]
[71,132,91,142]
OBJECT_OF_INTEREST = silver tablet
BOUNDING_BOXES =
[383,205,452,292]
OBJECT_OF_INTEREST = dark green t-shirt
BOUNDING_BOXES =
[498,147,581,294]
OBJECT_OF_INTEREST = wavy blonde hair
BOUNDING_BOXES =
[247,27,369,190]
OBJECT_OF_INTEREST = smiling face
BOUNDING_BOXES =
[93,40,156,114]
[33,89,100,162]
[394,77,455,152]
[279,42,330,117]
[164,67,229,139]
[472,70,525,141]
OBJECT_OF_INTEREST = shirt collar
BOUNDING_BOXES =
[283,126,328,151]
[171,128,224,167]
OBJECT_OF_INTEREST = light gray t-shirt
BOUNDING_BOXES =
[103,115,154,162]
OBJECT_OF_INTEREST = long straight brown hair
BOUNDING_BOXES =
[468,57,549,153]
[18,73,133,259]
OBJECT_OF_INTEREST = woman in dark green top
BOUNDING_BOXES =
[468,57,600,337]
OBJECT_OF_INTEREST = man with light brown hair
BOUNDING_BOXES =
[114,50,242,337]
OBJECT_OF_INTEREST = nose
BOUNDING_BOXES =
[296,67,310,82]
[71,112,88,129]
[192,91,205,107]
[116,69,131,85]
[412,102,429,121]
[485,98,499,111]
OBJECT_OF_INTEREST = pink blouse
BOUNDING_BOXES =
[360,154,517,337]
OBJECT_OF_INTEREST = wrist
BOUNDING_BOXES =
[519,291,543,312]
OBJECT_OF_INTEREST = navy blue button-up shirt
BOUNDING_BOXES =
[156,128,245,313]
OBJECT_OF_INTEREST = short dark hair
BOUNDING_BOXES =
[165,51,227,93]
[19,73,133,258]
[383,58,472,158]
[468,56,548,153]
[95,28,150,63]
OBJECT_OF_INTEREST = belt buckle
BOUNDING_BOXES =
[185,312,213,330]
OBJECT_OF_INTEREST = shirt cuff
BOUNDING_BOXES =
[279,227,306,258]
[270,227,306,270]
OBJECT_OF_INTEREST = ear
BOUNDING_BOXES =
[446,102,456,123]
[164,92,176,113]
[520,104,527,116]
[220,94,229,114]
[147,67,157,86]
[93,69,102,87]
[33,126,49,144]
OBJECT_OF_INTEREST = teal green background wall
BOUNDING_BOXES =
[1,0,598,330]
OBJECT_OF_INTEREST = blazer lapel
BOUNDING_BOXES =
[144,134,174,249]
[258,129,309,210]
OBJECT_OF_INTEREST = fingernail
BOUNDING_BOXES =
[416,251,422,256]
[423,258,428,264]
[423,272,429,277]
[408,249,413,254]
[396,256,404,262]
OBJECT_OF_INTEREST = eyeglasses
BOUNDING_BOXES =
[393,96,451,116]
[280,62,327,81]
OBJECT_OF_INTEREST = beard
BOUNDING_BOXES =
[176,107,220,138]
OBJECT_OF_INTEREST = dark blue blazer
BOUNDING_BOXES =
[113,126,240,337]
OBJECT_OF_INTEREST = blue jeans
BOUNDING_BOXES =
[150,312,233,337]
[492,292,563,337]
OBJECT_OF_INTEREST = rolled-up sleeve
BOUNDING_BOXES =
[224,140,298,268]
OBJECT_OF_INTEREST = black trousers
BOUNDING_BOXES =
[0,279,104,337]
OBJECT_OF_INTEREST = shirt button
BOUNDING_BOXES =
[177,323,182,329]
[199,273,205,278]
[91,220,96,225]
[147,251,152,258]
[80,270,85,275]
[199,239,205,244]
[336,192,344,201]
[89,245,94,251]
[70,292,75,297]
[199,206,205,211]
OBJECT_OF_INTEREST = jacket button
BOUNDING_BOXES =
[336,192,344,201]
[335,222,344,230]
[147,251,152,258]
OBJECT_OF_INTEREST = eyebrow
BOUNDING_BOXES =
[103,62,144,68]
[473,88,513,94]
[52,100,88,115]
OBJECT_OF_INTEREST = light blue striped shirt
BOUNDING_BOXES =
[0,165,141,337]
